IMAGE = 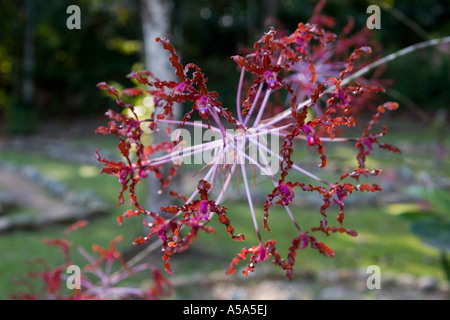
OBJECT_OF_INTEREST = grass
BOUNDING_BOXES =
[0,117,448,299]
[0,150,146,299]
[170,201,442,280]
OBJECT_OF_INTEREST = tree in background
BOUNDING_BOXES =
[140,0,181,234]
[0,0,143,131]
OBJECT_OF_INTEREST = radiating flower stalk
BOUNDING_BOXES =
[95,24,450,280]
[92,18,409,281]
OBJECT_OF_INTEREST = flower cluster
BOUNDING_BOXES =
[11,221,171,300]
[127,179,244,275]
[94,13,400,279]
[287,0,388,125]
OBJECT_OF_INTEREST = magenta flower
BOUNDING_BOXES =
[196,96,210,119]
[264,71,278,89]
[196,200,211,221]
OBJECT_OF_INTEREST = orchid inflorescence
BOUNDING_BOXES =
[94,18,401,280]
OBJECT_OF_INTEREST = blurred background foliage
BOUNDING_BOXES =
[0,0,449,299]
[0,0,448,134]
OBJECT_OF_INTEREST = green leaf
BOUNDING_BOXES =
[410,217,450,252]
[440,252,450,283]
[421,189,450,217]
[397,211,440,221]
[404,187,450,216]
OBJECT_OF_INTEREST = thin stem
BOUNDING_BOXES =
[215,160,237,205]
[104,260,113,279]
[243,83,264,127]
[209,157,220,192]
[283,205,301,232]
[109,264,150,286]
[76,247,105,280]
[146,139,222,167]
[247,135,302,233]
[100,263,113,294]
[239,154,262,244]
[340,36,450,87]
[155,118,221,132]
[248,136,332,187]
[234,144,277,183]
[244,123,294,139]
[292,164,332,187]
[253,88,272,127]
[236,67,246,124]
[209,105,227,145]
[116,240,162,277]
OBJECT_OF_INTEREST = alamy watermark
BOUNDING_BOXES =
[66,5,81,30]
[66,265,81,290]
[65,4,381,34]
[366,5,381,30]
[366,265,381,289]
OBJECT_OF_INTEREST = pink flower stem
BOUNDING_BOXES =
[239,153,262,244]
[243,123,294,138]
[243,83,263,127]
[234,145,277,183]
[247,136,333,187]
[248,138,302,232]
[283,205,302,232]
[155,118,221,132]
[252,88,272,127]
[144,140,222,167]
[214,160,238,205]
[109,264,150,286]
[105,259,113,279]
[248,137,302,231]
[236,67,246,124]
[209,106,227,143]
[77,247,106,280]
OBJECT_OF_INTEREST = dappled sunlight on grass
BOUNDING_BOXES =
[383,203,422,216]
[172,200,445,281]
[78,165,100,178]
[0,116,448,298]
[0,150,149,298]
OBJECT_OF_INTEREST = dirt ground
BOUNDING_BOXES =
[169,267,449,300]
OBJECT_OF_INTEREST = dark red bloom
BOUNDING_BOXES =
[92,4,401,281]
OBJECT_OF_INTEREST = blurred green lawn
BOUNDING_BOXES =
[0,118,448,299]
